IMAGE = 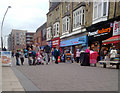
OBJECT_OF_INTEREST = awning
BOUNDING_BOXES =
[102,35,120,44]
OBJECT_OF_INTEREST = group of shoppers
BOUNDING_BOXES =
[100,46,119,61]
[14,42,61,66]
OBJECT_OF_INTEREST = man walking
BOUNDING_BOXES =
[54,46,61,64]
[15,50,20,66]
[44,42,51,65]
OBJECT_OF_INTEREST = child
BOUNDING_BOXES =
[36,50,44,65]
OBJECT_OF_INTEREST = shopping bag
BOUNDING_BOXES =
[53,56,55,61]
[58,56,60,62]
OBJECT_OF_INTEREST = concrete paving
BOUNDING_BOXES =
[2,67,24,91]
[12,58,118,91]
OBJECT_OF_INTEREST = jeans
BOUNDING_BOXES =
[45,53,50,64]
[16,57,20,65]
[28,57,32,65]
[20,57,24,65]
[32,56,36,65]
[55,56,58,64]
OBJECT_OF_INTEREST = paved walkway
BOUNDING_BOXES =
[2,66,24,91]
[12,58,118,91]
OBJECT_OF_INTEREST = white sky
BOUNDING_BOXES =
[0,0,49,48]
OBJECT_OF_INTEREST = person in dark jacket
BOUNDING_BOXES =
[32,47,36,65]
[44,42,51,65]
[54,46,61,64]
[15,50,20,66]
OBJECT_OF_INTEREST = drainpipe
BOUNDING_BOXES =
[114,0,117,18]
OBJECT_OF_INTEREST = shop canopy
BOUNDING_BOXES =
[102,35,120,44]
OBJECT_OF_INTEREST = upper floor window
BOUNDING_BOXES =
[62,16,70,35]
[47,27,52,40]
[53,22,59,37]
[42,28,46,41]
[73,6,85,29]
[93,0,109,24]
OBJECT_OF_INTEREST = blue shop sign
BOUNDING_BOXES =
[47,41,52,48]
[60,36,87,47]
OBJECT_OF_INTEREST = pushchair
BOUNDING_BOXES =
[36,53,44,65]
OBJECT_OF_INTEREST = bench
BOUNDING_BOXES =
[98,61,120,69]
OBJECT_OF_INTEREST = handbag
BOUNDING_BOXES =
[58,56,60,62]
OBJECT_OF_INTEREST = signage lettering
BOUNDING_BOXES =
[53,40,59,45]
[98,28,111,34]
[88,31,98,36]
[88,27,111,37]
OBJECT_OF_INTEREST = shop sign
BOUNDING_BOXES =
[113,21,120,36]
[53,40,59,46]
[60,36,87,47]
[88,27,111,37]
[52,37,60,48]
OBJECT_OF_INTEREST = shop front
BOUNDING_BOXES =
[87,20,113,53]
[60,35,88,58]
[102,20,120,51]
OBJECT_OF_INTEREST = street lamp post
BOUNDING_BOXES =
[1,6,11,50]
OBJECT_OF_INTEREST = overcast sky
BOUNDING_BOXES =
[0,0,49,48]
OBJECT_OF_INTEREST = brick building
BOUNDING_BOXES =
[33,22,47,49]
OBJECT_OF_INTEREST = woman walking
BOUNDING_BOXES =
[20,50,24,65]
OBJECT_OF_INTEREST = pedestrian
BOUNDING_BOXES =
[44,42,51,65]
[76,49,80,63]
[28,47,33,65]
[110,46,117,61]
[20,50,24,65]
[51,48,55,62]
[100,47,105,60]
[12,51,14,57]
[24,48,28,58]
[54,46,61,64]
[35,43,40,53]
[15,50,20,66]
[85,46,90,54]
[32,47,36,65]
[79,46,85,63]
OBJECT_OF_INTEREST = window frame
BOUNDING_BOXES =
[93,0,109,22]
[73,6,85,29]
[62,16,70,35]
[53,22,59,37]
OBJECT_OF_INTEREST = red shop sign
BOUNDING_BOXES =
[52,37,60,48]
